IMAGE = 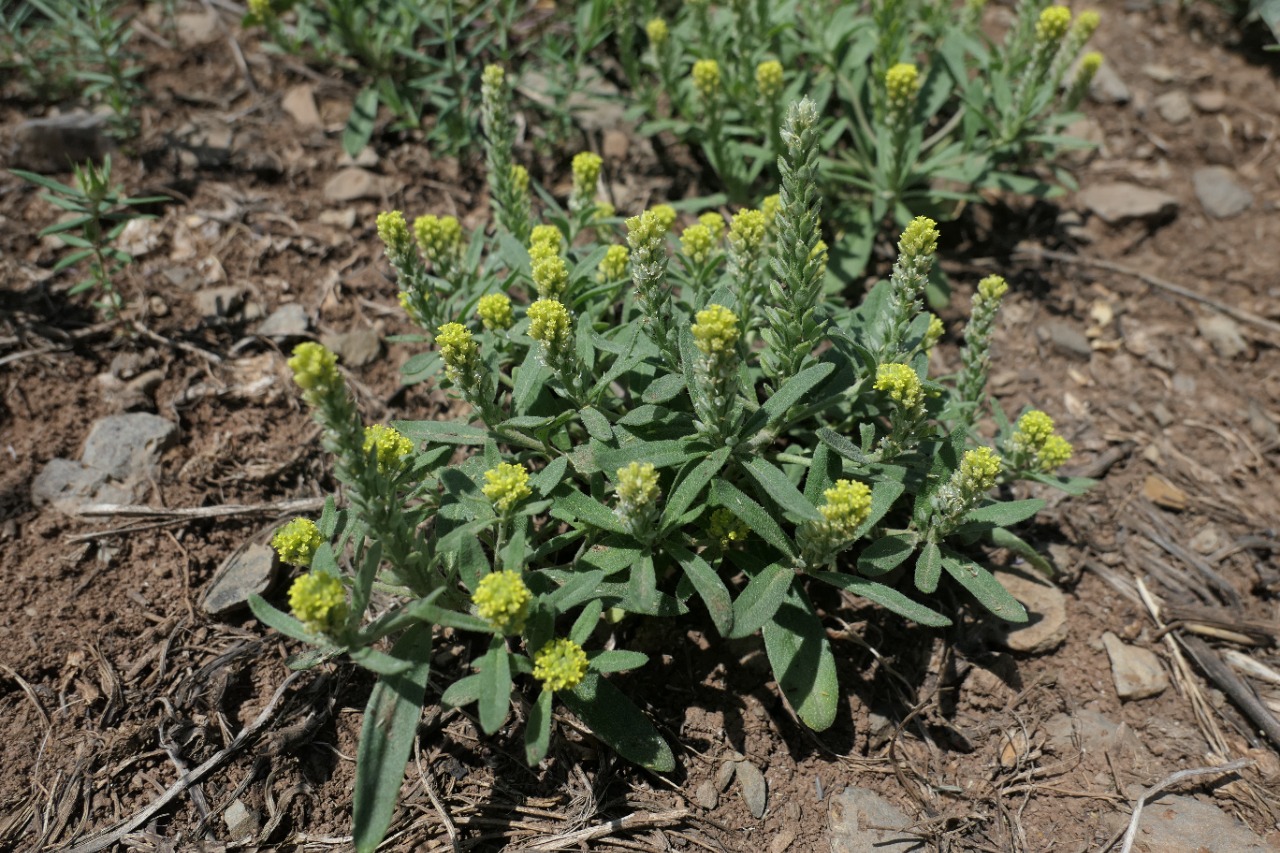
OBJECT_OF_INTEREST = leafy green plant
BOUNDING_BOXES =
[252,90,1091,851]
[12,156,166,318]
[618,0,1104,283]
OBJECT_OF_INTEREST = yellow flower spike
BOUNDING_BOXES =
[597,244,629,282]
[819,479,872,538]
[698,211,726,242]
[874,363,924,410]
[572,152,602,195]
[476,293,514,331]
[1036,5,1072,44]
[898,216,939,260]
[977,274,1009,302]
[288,342,340,397]
[1038,434,1074,473]
[510,164,530,193]
[755,59,784,101]
[482,64,504,90]
[728,208,767,254]
[959,447,1002,493]
[680,223,715,266]
[363,424,414,473]
[692,59,721,101]
[1079,51,1103,82]
[532,638,589,692]
[472,570,532,634]
[436,322,479,382]
[272,517,323,568]
[923,314,945,351]
[376,210,412,261]
[413,214,463,265]
[531,253,570,300]
[761,194,781,228]
[691,304,740,356]
[645,17,669,46]
[529,224,562,252]
[288,571,347,635]
[885,62,921,107]
[1075,10,1100,39]
[527,298,573,356]
[649,204,678,233]
[483,462,532,513]
[616,461,661,509]
[1013,410,1056,446]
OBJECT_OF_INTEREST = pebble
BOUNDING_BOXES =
[1195,314,1247,360]
[1076,182,1179,227]
[323,167,386,202]
[282,84,322,129]
[256,303,310,338]
[603,129,629,162]
[828,788,923,853]
[1142,475,1187,511]
[195,285,245,318]
[223,798,261,842]
[321,328,381,368]
[1041,321,1093,360]
[1193,166,1253,219]
[694,780,719,810]
[1191,89,1227,113]
[202,544,280,615]
[1043,709,1151,763]
[769,829,796,852]
[735,759,768,820]
[994,572,1068,654]
[174,10,220,45]
[81,414,178,482]
[1152,90,1192,124]
[1101,632,1169,700]
[1089,62,1131,104]
[12,113,112,173]
[1117,794,1272,852]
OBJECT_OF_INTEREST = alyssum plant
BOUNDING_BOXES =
[252,90,1090,851]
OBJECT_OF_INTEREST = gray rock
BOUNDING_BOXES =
[195,285,244,318]
[1101,632,1169,700]
[1152,91,1192,125]
[12,113,112,173]
[81,414,177,482]
[829,788,923,853]
[1196,314,1247,360]
[174,10,220,45]
[995,572,1068,654]
[321,328,381,368]
[694,780,719,810]
[31,459,134,513]
[735,759,768,820]
[323,167,386,202]
[1193,166,1253,219]
[1089,62,1131,105]
[1122,794,1271,852]
[281,84,322,129]
[256,303,309,338]
[1077,182,1179,227]
[223,798,261,842]
[1192,89,1227,113]
[202,544,279,616]
[1042,321,1093,360]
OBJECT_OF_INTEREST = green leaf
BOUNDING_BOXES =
[817,427,871,464]
[525,688,553,765]
[531,456,569,497]
[988,527,1053,577]
[1024,472,1097,496]
[641,373,686,404]
[440,673,482,709]
[623,554,661,615]
[562,672,675,772]
[548,488,626,534]
[511,346,550,415]
[710,480,796,558]
[814,573,951,626]
[343,86,380,157]
[577,543,643,577]
[589,649,650,673]
[941,553,1028,623]
[478,636,512,735]
[348,646,414,676]
[394,419,488,445]
[661,447,731,532]
[544,569,607,614]
[854,478,905,541]
[571,599,604,645]
[747,362,836,433]
[668,543,734,637]
[352,623,432,853]
[914,539,942,593]
[960,498,1045,528]
[742,457,822,522]
[404,596,491,633]
[595,439,698,474]
[729,562,794,639]
[804,443,840,503]
[763,581,838,730]
[247,594,314,643]
[857,533,917,577]
[579,407,613,442]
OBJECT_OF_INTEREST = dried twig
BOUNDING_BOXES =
[1179,636,1280,750]
[515,809,689,851]
[75,497,325,520]
[1104,759,1252,853]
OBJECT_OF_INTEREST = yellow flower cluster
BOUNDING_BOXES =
[527,298,572,357]
[482,63,504,91]
[483,462,532,513]
[977,274,1008,302]
[272,517,322,568]
[376,210,412,263]
[593,201,616,222]
[510,163,530,193]
[616,461,661,510]
[1011,410,1073,473]
[691,304,740,356]
[436,322,479,383]
[362,424,414,473]
[247,0,272,20]
[698,211,725,242]
[898,215,939,260]
[959,447,1002,494]
[1079,52,1103,82]
[414,214,463,266]
[532,638,589,692]
[649,204,678,233]
[531,252,569,300]
[645,17,668,46]
[476,292,514,331]
[923,314,945,351]
[529,224,562,254]
[597,244,629,282]
[819,479,873,539]
[885,62,921,110]
[289,571,347,635]
[1074,9,1100,39]
[680,223,715,265]
[874,363,924,410]
[728,208,766,255]
[708,508,749,547]
[756,59,783,101]
[288,342,340,401]
[692,59,721,101]
[472,570,531,634]
[572,151,602,200]
[1036,5,1072,44]
[761,194,781,228]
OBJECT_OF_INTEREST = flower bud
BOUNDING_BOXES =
[476,292,514,331]
[482,462,532,513]
[272,518,323,567]
[755,59,783,101]
[473,570,532,634]
[532,638,589,692]
[362,424,414,473]
[288,571,347,635]
[692,59,721,101]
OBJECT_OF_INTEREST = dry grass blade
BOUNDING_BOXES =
[515,808,689,851]
[1179,636,1280,750]
[1104,758,1253,853]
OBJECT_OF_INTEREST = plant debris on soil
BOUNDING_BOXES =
[3,2,1280,851]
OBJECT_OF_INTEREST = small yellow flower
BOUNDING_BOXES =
[649,204,678,233]
[819,479,872,538]
[691,304,740,356]
[885,63,921,108]
[761,194,781,228]
[436,322,479,382]
[923,314,945,351]
[1079,51,1103,81]
[476,293,514,331]
[529,224,562,253]
[288,342,340,397]
[692,59,721,101]
[482,64,504,91]
[698,211,726,242]
[597,244,629,282]
[531,253,570,300]
[959,447,1002,493]
[1010,410,1073,473]
[572,151,603,200]
[976,274,1008,302]
[1074,9,1100,39]
[376,210,412,261]
[645,17,669,46]
[616,461,661,510]
[1038,434,1074,472]
[363,424,414,473]
[272,517,323,568]
[874,363,923,410]
[1013,410,1055,446]
[414,214,463,266]
[288,571,347,635]
[898,216,939,259]
[755,59,784,101]
[728,208,766,255]
[483,462,532,513]
[680,223,715,265]
[473,570,532,634]
[510,164,530,193]
[527,298,573,356]
[1036,5,1072,44]
[708,508,749,546]
[532,638,589,692]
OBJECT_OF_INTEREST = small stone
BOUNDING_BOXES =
[736,760,768,820]
[1188,526,1225,554]
[829,788,923,853]
[321,328,381,368]
[1101,632,1169,700]
[318,208,358,229]
[1121,794,1271,852]
[31,459,108,510]
[995,572,1068,654]
[81,414,178,482]
[12,113,112,173]
[281,84,322,129]
[1043,709,1151,763]
[714,760,738,791]
[202,544,280,616]
[1196,314,1247,360]
[1041,321,1093,360]
[1193,166,1253,219]
[694,780,719,810]
[1089,62,1131,105]
[256,303,309,338]
[174,10,220,45]
[1077,182,1179,227]
[1150,403,1174,428]
[323,168,386,202]
[1152,91,1192,125]
[770,829,796,853]
[223,798,260,842]
[178,120,234,169]
[195,285,244,318]
[1192,89,1227,113]
[1142,475,1187,511]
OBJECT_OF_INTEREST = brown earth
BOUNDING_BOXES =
[2,2,1280,852]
